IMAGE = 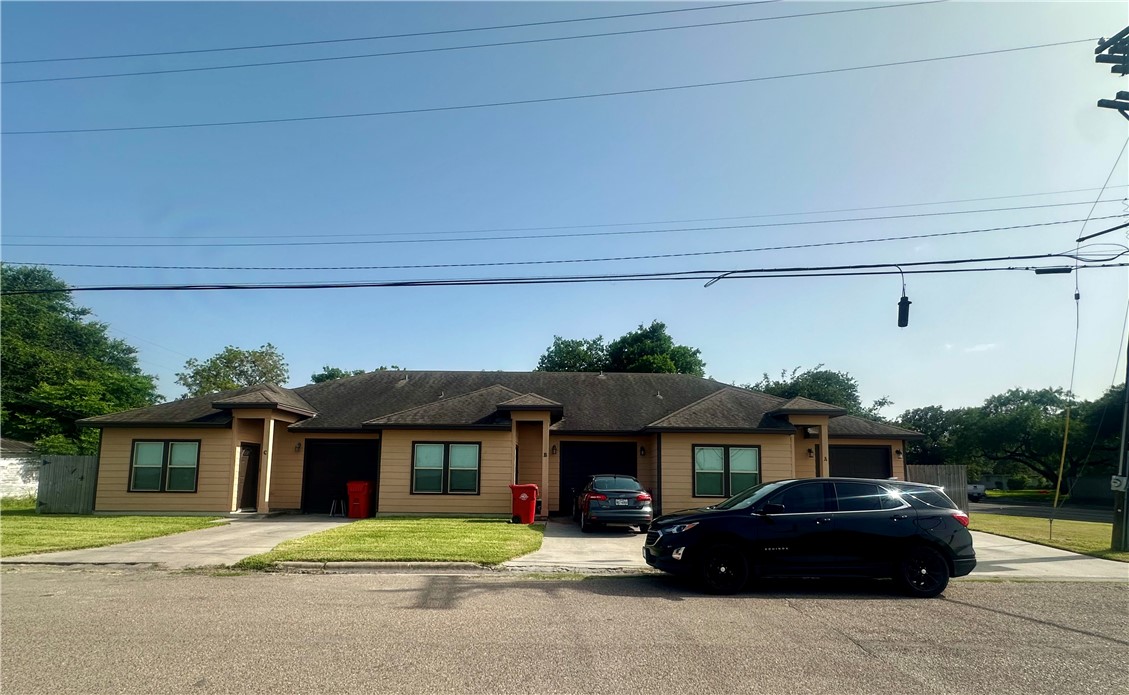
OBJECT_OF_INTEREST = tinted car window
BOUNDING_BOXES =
[834,482,886,512]
[768,483,827,513]
[592,477,643,492]
[901,487,958,510]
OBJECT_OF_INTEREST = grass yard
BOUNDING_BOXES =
[0,496,224,558]
[237,517,544,569]
[970,513,1128,563]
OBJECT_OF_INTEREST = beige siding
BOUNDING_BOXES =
[95,427,236,513]
[378,429,512,514]
[270,430,380,511]
[787,415,830,477]
[660,432,793,515]
[515,422,541,486]
[828,438,907,480]
[546,434,655,513]
[234,418,263,445]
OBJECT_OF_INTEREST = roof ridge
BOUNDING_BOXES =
[362,384,521,423]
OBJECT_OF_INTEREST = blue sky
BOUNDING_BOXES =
[3,1,1127,413]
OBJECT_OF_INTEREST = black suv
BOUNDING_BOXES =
[644,478,976,597]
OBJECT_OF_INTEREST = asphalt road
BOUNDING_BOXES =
[970,501,1114,523]
[2,567,1126,695]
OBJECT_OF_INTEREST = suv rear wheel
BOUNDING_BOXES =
[698,544,748,595]
[897,545,950,598]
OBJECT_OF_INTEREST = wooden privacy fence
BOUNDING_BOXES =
[905,465,969,513]
[37,455,98,514]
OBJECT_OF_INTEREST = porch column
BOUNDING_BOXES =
[819,426,830,477]
[229,417,242,512]
[540,417,550,519]
[260,418,276,512]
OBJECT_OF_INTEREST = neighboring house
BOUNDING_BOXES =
[0,438,40,498]
[77,371,922,517]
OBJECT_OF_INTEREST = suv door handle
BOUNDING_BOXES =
[890,514,911,521]
[815,517,833,525]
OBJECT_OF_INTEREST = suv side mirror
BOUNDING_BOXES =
[760,503,785,515]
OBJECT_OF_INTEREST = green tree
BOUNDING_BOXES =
[535,321,705,376]
[752,365,891,417]
[0,266,159,453]
[175,344,289,397]
[310,366,366,383]
[535,336,608,372]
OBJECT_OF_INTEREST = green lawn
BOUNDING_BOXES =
[984,489,1059,504]
[237,517,545,569]
[0,496,224,558]
[970,513,1128,563]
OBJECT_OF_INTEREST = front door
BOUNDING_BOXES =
[237,444,261,511]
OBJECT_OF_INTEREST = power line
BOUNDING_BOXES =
[5,200,1124,249]
[7,193,1127,242]
[2,38,1094,136]
[2,2,779,64]
[6,214,1125,273]
[2,1,943,85]
[3,254,1124,296]
[1077,138,1129,242]
[2,2,945,85]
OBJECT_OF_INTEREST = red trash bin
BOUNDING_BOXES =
[508,483,539,524]
[346,480,373,518]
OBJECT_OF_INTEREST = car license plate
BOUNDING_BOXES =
[615,498,629,506]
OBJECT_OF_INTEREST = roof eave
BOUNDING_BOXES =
[76,420,232,430]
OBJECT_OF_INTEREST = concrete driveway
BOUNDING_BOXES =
[3,516,353,569]
[503,519,1127,581]
[503,517,649,572]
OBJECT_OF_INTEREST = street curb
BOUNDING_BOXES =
[277,561,488,573]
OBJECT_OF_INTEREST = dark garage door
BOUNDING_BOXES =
[829,445,891,479]
[302,440,381,514]
[559,442,637,515]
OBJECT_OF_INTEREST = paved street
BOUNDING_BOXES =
[970,501,1113,523]
[2,567,1126,695]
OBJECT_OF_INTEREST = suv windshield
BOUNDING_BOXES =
[592,476,643,492]
[715,480,791,510]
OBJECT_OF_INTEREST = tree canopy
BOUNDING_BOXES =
[310,366,366,383]
[175,344,289,397]
[0,266,160,454]
[896,385,1124,488]
[751,366,892,418]
[535,321,705,376]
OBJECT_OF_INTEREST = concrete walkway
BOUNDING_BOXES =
[3,516,354,569]
[966,531,1127,581]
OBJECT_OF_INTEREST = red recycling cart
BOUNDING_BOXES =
[508,483,539,524]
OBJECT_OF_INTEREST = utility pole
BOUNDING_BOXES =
[1095,26,1129,551]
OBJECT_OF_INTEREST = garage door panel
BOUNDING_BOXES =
[558,442,637,515]
[302,440,380,513]
[829,445,891,479]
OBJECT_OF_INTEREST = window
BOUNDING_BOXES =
[129,440,200,492]
[768,482,828,514]
[693,445,760,497]
[834,482,887,512]
[412,442,480,494]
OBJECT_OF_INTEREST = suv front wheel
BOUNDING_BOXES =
[698,543,749,595]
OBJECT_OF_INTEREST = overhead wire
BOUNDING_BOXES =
[6,196,1126,242]
[5,201,1124,249]
[2,253,1125,296]
[1,37,1096,136]
[2,2,945,85]
[5,214,1126,273]
[1,1,782,64]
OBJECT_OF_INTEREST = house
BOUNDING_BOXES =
[0,438,39,498]
[77,371,921,517]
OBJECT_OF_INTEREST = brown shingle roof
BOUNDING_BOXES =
[211,384,316,415]
[771,396,849,416]
[646,388,793,431]
[363,385,520,428]
[78,371,921,440]
[828,415,923,439]
[1,438,36,456]
[496,393,563,410]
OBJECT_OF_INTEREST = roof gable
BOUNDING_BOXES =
[646,387,793,431]
[496,393,563,410]
[362,384,521,428]
[772,396,848,417]
[211,384,316,415]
